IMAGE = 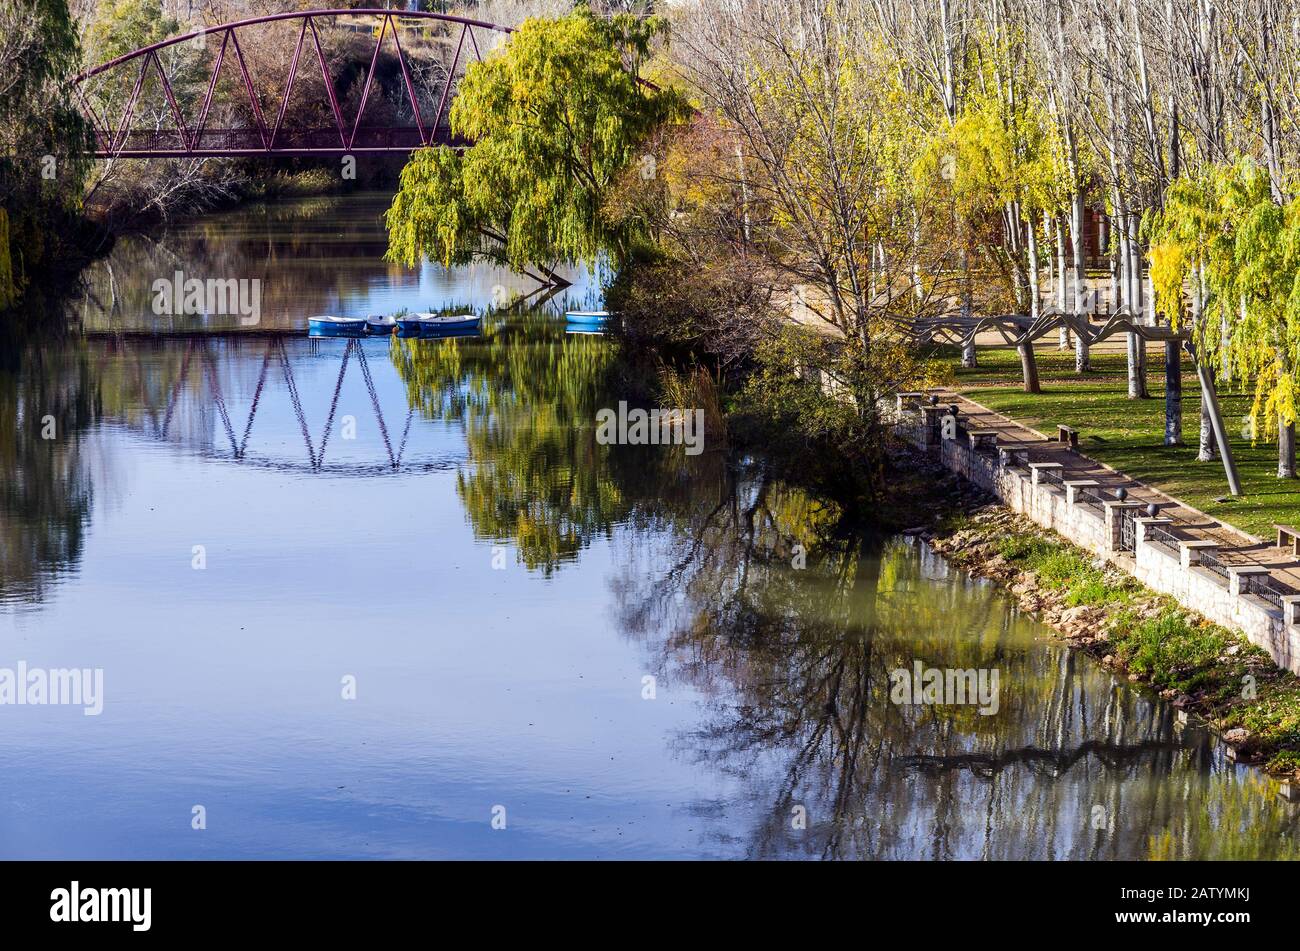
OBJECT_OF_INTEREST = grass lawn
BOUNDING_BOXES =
[928,343,1300,539]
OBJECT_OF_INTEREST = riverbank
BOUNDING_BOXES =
[892,439,1300,779]
[731,395,1300,782]
[930,342,1300,539]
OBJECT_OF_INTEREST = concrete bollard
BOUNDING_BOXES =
[1228,565,1270,599]
[1028,462,1064,487]
[1064,479,1098,507]
[1178,540,1219,570]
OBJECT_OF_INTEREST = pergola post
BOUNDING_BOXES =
[1018,338,1040,393]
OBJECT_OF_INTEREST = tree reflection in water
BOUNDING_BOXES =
[0,343,98,604]
[5,318,1298,858]
[390,320,1300,858]
[392,313,668,575]
[610,466,1300,860]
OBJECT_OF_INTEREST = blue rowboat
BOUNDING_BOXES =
[396,312,482,335]
[308,315,368,337]
[564,310,609,325]
[365,315,397,335]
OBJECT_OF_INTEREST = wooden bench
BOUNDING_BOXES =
[1276,524,1300,556]
[1057,424,1079,450]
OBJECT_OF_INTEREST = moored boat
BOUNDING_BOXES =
[564,310,610,325]
[396,312,482,335]
[365,315,397,335]
[308,315,368,337]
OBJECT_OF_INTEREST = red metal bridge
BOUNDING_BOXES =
[73,9,514,158]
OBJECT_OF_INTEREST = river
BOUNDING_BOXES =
[0,193,1296,859]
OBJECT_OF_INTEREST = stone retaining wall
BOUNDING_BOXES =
[904,411,1300,675]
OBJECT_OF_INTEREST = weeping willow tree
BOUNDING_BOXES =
[383,7,689,287]
[1149,158,1300,478]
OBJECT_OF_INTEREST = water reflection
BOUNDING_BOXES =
[73,192,606,332]
[0,344,98,605]
[612,479,1300,859]
[1,322,1297,857]
[0,316,629,597]
[392,315,632,575]
[3,192,1298,857]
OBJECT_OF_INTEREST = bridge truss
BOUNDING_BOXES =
[72,9,514,158]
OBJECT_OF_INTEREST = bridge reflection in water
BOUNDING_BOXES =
[93,334,432,474]
[3,325,1300,858]
[1,317,620,608]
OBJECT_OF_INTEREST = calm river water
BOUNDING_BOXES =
[1,194,1296,859]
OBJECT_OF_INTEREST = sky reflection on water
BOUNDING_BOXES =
[0,195,1296,859]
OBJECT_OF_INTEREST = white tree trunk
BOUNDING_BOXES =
[1193,263,1216,461]
[1070,192,1089,371]
[1129,213,1148,389]
[1026,213,1040,319]
[1053,215,1069,348]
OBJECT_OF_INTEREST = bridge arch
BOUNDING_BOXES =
[73,9,515,158]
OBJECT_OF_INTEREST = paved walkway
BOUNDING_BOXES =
[927,388,1300,590]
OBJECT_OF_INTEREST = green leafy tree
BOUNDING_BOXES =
[384,6,688,285]
[1149,158,1300,476]
[0,0,92,313]
[85,0,182,64]
[913,29,1071,392]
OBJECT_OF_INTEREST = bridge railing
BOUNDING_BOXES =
[97,126,464,155]
[74,9,511,159]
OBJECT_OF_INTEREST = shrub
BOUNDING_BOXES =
[996,535,1052,562]
[1113,610,1228,690]
[1032,549,1099,588]
[1065,578,1110,606]
[1266,750,1300,774]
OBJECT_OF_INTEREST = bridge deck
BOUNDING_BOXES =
[74,10,509,159]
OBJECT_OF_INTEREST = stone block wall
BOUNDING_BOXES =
[912,423,1300,675]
